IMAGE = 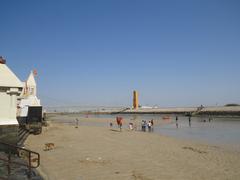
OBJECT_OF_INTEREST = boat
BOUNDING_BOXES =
[162,116,171,120]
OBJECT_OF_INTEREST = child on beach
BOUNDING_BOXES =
[129,123,133,130]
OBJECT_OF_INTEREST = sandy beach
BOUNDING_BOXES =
[25,116,240,180]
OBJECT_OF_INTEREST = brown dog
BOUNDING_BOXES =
[44,143,55,151]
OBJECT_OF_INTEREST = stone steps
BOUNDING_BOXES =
[17,127,29,147]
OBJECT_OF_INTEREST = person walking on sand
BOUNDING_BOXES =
[150,119,154,131]
[209,117,212,122]
[116,117,120,128]
[75,118,79,128]
[147,121,152,132]
[116,117,123,131]
[141,120,144,131]
[141,120,146,132]
[176,116,179,128]
[189,116,191,127]
[110,122,113,128]
[119,118,123,131]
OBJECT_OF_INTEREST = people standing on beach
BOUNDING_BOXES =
[141,120,146,132]
[133,122,138,131]
[110,122,113,128]
[147,121,152,132]
[141,120,144,131]
[75,118,79,128]
[176,116,178,128]
[116,117,120,128]
[116,117,123,131]
[150,119,154,131]
[188,116,191,127]
[209,117,212,122]
[119,119,123,131]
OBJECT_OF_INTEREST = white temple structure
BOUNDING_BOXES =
[0,57,23,143]
[0,59,23,125]
[18,71,41,118]
[0,56,43,143]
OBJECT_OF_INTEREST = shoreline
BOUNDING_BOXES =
[45,114,240,150]
[25,116,240,180]
[46,106,240,116]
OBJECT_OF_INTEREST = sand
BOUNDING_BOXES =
[25,116,240,180]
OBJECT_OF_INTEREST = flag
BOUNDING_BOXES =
[33,69,37,76]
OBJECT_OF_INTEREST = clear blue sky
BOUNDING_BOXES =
[1,0,240,107]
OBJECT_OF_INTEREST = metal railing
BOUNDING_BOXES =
[0,141,40,179]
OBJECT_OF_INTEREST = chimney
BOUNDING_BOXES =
[0,56,6,64]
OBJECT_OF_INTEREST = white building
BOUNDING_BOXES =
[18,71,41,122]
[0,58,23,143]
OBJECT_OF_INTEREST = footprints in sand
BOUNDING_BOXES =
[78,158,152,180]
[78,157,110,165]
[182,146,207,154]
[132,171,152,180]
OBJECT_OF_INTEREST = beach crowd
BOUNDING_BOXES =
[112,116,154,132]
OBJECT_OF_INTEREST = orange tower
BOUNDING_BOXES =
[133,90,139,109]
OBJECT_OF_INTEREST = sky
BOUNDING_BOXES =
[0,0,240,107]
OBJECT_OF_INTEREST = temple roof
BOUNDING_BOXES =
[26,71,36,87]
[0,64,23,88]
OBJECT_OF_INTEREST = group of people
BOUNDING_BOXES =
[175,116,191,128]
[111,117,154,132]
[141,119,154,132]
[175,116,213,128]
[112,116,214,131]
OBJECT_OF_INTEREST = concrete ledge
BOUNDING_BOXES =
[0,118,19,125]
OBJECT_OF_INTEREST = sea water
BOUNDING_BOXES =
[90,114,240,148]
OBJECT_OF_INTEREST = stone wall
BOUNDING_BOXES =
[0,125,19,145]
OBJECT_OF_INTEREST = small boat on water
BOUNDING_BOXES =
[162,116,171,120]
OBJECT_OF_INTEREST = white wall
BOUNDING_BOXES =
[0,87,21,125]
[0,88,10,118]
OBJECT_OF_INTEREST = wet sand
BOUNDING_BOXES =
[25,116,240,180]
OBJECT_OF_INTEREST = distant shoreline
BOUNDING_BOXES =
[46,106,240,117]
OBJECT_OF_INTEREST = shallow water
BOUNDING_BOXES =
[88,114,240,148]
[154,116,240,147]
